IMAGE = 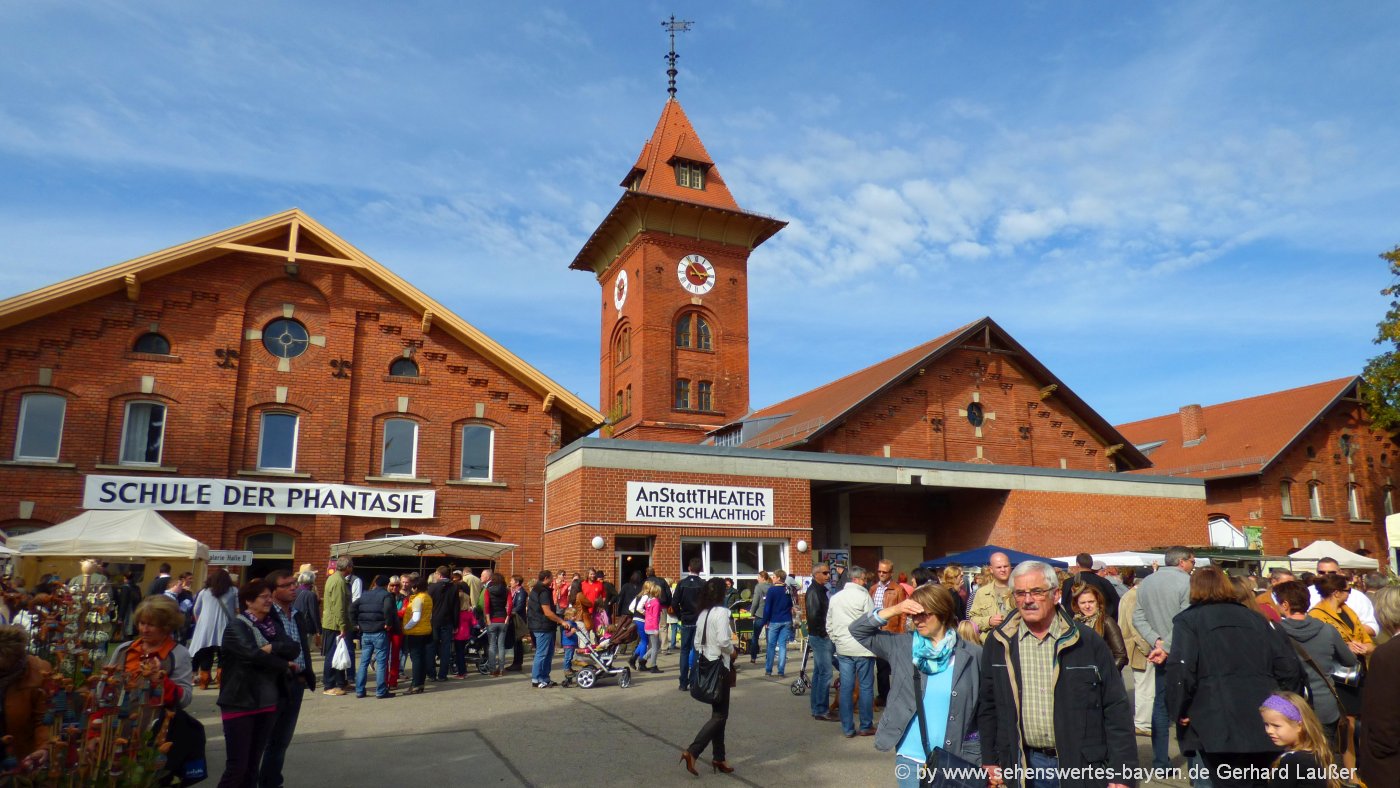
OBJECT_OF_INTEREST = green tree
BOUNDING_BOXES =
[1362,244,1400,431]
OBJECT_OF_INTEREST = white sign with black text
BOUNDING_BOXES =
[82,475,436,519]
[208,550,255,566]
[626,481,774,526]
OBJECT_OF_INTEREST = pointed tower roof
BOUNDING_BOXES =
[618,99,739,211]
[573,100,785,273]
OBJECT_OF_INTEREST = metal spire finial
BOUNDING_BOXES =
[662,15,693,98]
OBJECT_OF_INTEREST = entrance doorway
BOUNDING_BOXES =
[615,536,653,590]
[244,531,295,584]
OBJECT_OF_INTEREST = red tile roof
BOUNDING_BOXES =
[1115,377,1358,479]
[734,317,1150,469]
[620,99,740,211]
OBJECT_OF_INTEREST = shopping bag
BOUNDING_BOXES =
[331,635,352,670]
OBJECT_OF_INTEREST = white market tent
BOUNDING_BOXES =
[1280,540,1379,571]
[1052,551,1212,568]
[16,509,209,560]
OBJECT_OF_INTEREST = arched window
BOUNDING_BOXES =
[1348,484,1363,520]
[1385,486,1395,517]
[1279,480,1294,517]
[625,384,632,415]
[461,425,494,480]
[675,379,691,410]
[15,393,65,461]
[120,401,166,465]
[257,412,299,471]
[697,380,713,411]
[244,531,295,579]
[675,312,713,350]
[614,390,624,416]
[615,326,631,363]
[382,418,418,477]
[132,332,171,354]
[389,358,419,377]
[1308,482,1324,518]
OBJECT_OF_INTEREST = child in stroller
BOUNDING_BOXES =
[562,617,639,689]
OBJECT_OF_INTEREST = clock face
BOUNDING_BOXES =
[677,254,716,295]
[613,269,628,311]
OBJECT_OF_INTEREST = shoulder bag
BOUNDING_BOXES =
[689,609,726,704]
[913,669,985,788]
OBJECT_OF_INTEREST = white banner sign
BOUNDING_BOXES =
[209,550,254,566]
[626,481,773,526]
[83,475,435,519]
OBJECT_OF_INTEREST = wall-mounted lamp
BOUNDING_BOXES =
[796,540,809,553]
[590,536,605,550]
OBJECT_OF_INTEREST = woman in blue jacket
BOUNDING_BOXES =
[850,584,982,788]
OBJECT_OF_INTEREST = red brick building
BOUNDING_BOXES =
[548,98,1209,586]
[1117,377,1396,568]
[0,211,602,579]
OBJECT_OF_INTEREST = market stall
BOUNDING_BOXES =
[14,508,209,588]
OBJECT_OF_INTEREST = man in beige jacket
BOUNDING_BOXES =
[968,551,1013,633]
[1117,581,1153,735]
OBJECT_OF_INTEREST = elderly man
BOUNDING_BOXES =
[1132,545,1194,773]
[969,551,1014,633]
[868,559,907,709]
[979,561,1135,788]
[827,565,876,739]
[1307,558,1379,635]
[320,557,355,696]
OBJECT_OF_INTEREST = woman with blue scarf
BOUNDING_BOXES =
[850,583,983,787]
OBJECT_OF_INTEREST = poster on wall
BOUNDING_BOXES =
[626,481,773,526]
[818,549,849,567]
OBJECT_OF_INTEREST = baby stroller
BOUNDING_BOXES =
[562,617,638,689]
[460,625,492,675]
[790,636,811,695]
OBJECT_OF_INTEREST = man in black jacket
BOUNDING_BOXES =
[671,558,705,692]
[427,566,461,681]
[805,564,837,722]
[263,569,317,788]
[979,561,1136,788]
[351,575,397,699]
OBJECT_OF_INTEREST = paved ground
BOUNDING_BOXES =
[188,642,1193,787]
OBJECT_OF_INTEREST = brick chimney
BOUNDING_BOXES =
[1179,404,1205,443]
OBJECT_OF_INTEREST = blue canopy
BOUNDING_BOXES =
[918,544,1068,570]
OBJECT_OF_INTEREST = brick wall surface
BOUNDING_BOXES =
[0,250,565,576]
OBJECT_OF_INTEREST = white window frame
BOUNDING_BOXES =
[1279,480,1293,517]
[14,393,65,461]
[1348,484,1362,520]
[460,424,494,481]
[1308,483,1324,518]
[679,538,789,588]
[257,412,299,471]
[381,418,418,477]
[1386,487,1395,517]
[119,400,167,466]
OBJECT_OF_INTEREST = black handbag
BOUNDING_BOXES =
[689,609,726,704]
[153,707,208,786]
[914,670,985,788]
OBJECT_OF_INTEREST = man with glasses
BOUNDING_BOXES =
[1307,558,1379,635]
[805,564,837,722]
[262,569,316,788]
[1131,545,1194,774]
[979,561,1134,788]
[868,559,907,710]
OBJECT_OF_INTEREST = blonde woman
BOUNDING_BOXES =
[939,565,967,620]
[634,580,664,672]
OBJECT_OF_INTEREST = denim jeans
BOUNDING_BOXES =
[633,628,649,661]
[836,654,874,735]
[258,682,303,787]
[678,624,697,689]
[355,631,389,697]
[765,621,792,675]
[1026,748,1060,788]
[748,623,766,659]
[808,634,833,716]
[432,624,455,680]
[896,755,923,788]
[453,639,468,676]
[403,634,431,689]
[1152,663,1170,770]
[531,630,555,684]
[487,622,508,673]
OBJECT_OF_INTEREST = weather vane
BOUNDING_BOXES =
[662,15,693,97]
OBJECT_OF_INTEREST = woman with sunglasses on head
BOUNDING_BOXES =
[850,582,982,788]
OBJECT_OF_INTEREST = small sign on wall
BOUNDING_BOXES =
[626,481,774,526]
[209,550,254,566]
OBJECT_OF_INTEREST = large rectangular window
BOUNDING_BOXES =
[461,425,494,480]
[257,412,298,471]
[680,539,788,598]
[697,381,713,411]
[120,401,166,465]
[15,393,65,461]
[675,379,690,410]
[382,419,418,477]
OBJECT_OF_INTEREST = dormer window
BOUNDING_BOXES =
[675,161,705,190]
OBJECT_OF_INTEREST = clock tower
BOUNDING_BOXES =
[570,98,785,443]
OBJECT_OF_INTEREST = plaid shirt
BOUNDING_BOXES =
[1017,614,1068,748]
[273,603,307,672]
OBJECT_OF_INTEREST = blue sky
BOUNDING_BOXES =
[3,1,1398,427]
